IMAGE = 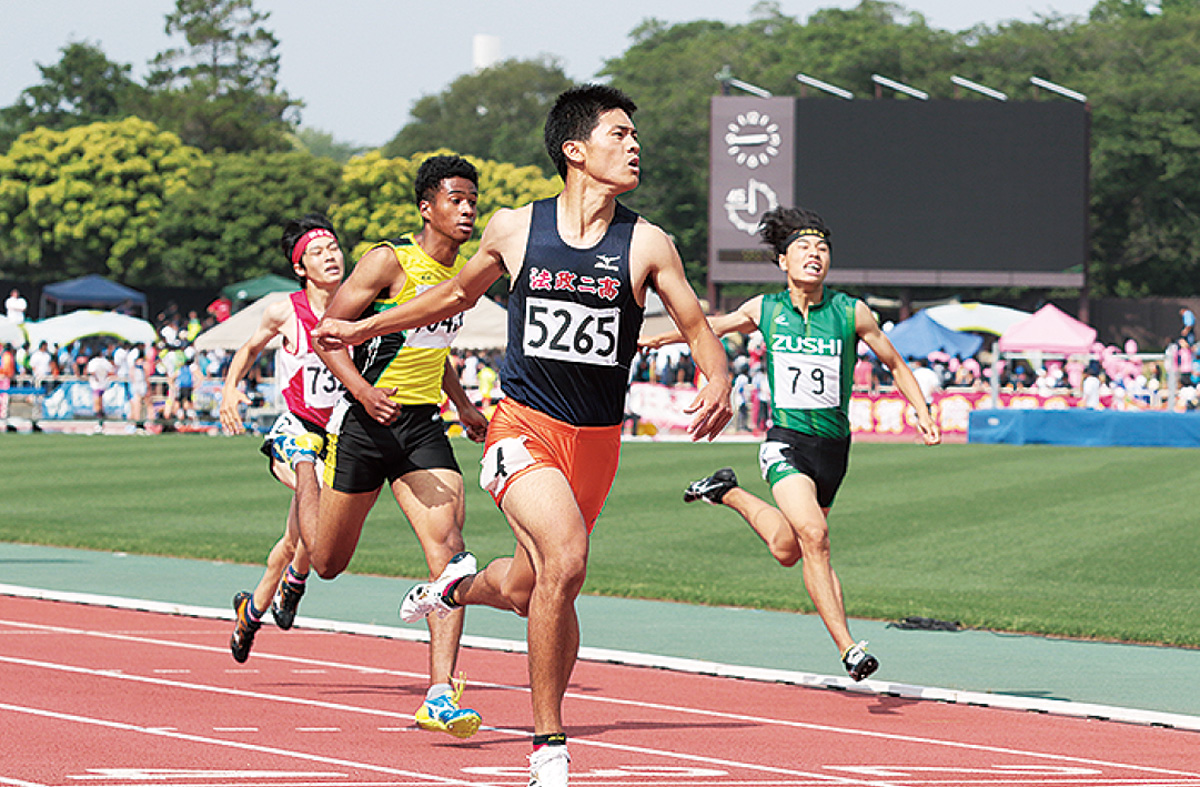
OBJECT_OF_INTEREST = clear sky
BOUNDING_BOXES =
[1,0,1097,147]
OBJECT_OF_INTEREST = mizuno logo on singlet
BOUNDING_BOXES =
[775,314,788,325]
[595,254,621,271]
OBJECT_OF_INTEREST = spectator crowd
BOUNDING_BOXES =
[0,294,1192,432]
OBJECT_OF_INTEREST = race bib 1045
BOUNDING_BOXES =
[404,285,464,349]
[523,297,620,367]
[771,352,841,410]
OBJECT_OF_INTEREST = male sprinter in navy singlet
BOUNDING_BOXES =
[314,85,732,787]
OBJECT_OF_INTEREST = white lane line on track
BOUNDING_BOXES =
[1,633,1198,783]
[0,655,873,787]
[0,774,51,787]
[2,582,1199,735]
[3,614,1199,782]
[0,701,499,787]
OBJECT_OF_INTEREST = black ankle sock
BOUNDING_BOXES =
[532,732,566,748]
[444,576,466,607]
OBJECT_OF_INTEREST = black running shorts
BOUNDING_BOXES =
[758,426,851,509]
[324,401,460,494]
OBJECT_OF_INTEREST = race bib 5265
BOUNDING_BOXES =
[523,297,620,367]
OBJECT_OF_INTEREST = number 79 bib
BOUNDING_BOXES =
[771,352,841,410]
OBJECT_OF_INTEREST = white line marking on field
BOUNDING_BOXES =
[3,582,1198,733]
[0,701,498,787]
[1,589,1198,782]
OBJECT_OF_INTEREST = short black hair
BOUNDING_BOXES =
[757,207,832,256]
[544,84,638,179]
[280,212,338,283]
[414,154,479,206]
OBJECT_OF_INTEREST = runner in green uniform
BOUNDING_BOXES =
[641,206,939,681]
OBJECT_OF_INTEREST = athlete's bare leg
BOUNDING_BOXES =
[309,486,381,579]
[719,486,802,566]
[453,552,530,616]
[427,468,590,733]
[391,468,469,686]
[508,469,588,736]
[250,460,318,613]
[251,495,300,614]
[721,475,853,653]
[458,467,587,737]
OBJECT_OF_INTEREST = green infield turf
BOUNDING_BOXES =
[2,432,1198,646]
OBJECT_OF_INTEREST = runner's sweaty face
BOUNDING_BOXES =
[779,235,830,287]
[421,176,479,244]
[574,108,640,193]
[296,236,344,286]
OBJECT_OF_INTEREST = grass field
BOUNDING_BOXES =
[2,432,1198,647]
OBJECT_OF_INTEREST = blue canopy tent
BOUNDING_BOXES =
[38,275,147,319]
[883,310,983,360]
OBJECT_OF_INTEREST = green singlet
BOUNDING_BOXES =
[758,289,859,440]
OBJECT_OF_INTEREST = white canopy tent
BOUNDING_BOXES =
[0,316,26,347]
[193,291,291,352]
[195,291,510,353]
[924,302,1032,336]
[453,297,508,351]
[24,310,157,348]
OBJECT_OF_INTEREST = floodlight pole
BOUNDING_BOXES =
[795,73,854,100]
[871,73,928,100]
[714,67,773,98]
[1029,76,1087,104]
[951,75,1007,101]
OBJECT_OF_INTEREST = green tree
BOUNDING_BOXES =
[0,118,209,283]
[970,1,1200,296]
[0,42,145,151]
[1075,2,1200,296]
[600,18,754,285]
[154,149,342,286]
[145,0,299,153]
[292,128,366,165]
[331,150,560,298]
[383,58,574,176]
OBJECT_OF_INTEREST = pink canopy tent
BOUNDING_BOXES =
[996,304,1096,355]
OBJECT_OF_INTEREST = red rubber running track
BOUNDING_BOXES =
[2,594,1197,786]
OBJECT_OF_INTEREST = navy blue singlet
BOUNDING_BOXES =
[500,198,645,426]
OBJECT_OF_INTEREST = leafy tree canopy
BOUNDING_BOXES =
[383,58,574,177]
[292,128,366,165]
[331,149,561,299]
[0,42,146,151]
[0,117,209,284]
[144,0,299,153]
[154,149,342,287]
[602,0,1200,296]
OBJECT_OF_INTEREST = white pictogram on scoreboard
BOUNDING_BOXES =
[724,178,778,235]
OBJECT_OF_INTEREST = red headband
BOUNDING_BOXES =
[291,228,335,264]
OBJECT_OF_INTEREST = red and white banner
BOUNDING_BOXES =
[627,383,1145,441]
